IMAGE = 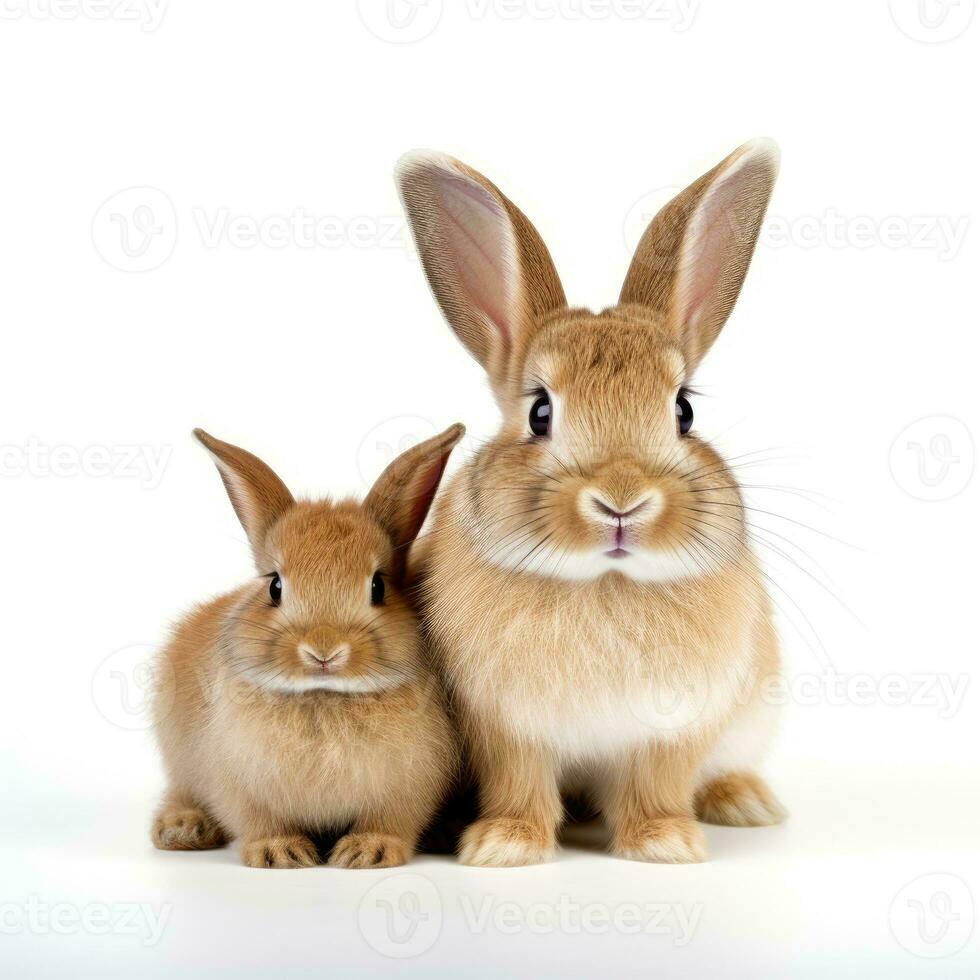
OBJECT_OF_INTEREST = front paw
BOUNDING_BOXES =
[612,816,707,864]
[152,807,226,851]
[458,817,554,867]
[328,833,410,869]
[240,834,319,869]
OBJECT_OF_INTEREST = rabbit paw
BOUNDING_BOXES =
[328,833,410,869]
[695,772,787,826]
[612,816,707,864]
[152,807,226,850]
[458,818,554,867]
[240,834,319,869]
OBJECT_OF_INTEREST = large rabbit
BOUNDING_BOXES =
[397,141,787,866]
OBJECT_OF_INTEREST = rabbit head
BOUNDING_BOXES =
[397,141,778,583]
[194,424,463,692]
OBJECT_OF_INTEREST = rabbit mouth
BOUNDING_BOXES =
[599,510,637,558]
[255,667,412,696]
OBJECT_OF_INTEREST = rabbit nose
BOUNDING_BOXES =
[299,643,350,672]
[586,490,659,524]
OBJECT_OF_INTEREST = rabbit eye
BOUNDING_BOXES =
[371,571,385,606]
[268,574,282,606]
[528,390,551,438]
[676,392,694,436]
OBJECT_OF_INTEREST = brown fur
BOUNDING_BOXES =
[398,142,787,865]
[695,771,788,827]
[151,425,464,868]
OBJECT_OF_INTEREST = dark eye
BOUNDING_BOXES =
[371,571,385,606]
[529,390,551,437]
[269,574,282,606]
[676,392,694,435]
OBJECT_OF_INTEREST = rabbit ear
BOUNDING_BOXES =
[193,429,295,568]
[364,423,465,578]
[396,152,566,387]
[620,139,779,370]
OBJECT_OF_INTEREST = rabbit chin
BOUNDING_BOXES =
[237,666,412,696]
[482,542,728,583]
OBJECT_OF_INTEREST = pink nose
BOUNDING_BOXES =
[590,494,651,521]
[299,643,350,672]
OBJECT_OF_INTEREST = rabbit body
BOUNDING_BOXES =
[151,427,464,869]
[398,144,789,865]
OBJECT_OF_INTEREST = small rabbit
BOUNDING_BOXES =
[397,141,787,866]
[150,424,463,868]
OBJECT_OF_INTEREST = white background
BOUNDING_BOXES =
[1,1,978,976]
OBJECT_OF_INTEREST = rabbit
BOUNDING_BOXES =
[150,423,464,869]
[396,140,788,866]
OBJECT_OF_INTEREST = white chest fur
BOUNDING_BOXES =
[435,586,755,761]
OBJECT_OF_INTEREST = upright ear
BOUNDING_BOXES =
[620,139,779,370]
[396,152,566,389]
[364,423,465,578]
[193,429,295,569]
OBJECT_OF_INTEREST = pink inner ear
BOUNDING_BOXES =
[433,170,516,348]
[404,452,450,543]
[677,167,747,330]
